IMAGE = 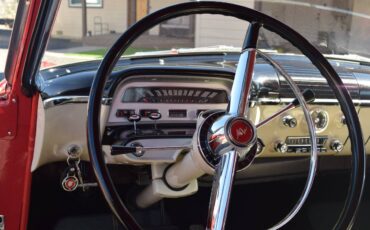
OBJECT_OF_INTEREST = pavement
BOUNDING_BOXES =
[0,27,101,70]
[41,46,103,68]
[1,46,99,71]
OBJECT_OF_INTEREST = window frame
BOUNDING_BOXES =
[68,0,103,8]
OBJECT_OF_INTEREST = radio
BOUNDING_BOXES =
[282,136,328,153]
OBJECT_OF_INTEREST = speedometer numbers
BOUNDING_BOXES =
[122,87,228,104]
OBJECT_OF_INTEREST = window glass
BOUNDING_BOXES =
[0,0,18,80]
[40,0,370,70]
[69,0,103,8]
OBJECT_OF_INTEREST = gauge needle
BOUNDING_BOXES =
[256,89,315,128]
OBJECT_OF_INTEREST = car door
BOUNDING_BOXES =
[0,1,58,230]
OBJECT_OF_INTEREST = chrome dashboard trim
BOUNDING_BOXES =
[256,98,370,105]
[43,96,113,109]
[43,96,88,109]
[42,95,370,111]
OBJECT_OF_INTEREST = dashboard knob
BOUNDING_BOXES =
[310,109,329,131]
[128,114,141,123]
[275,141,288,153]
[282,115,297,128]
[330,140,344,152]
[148,112,161,120]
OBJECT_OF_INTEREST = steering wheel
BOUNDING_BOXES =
[87,2,365,229]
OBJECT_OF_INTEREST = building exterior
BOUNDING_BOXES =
[2,0,370,56]
[0,0,18,28]
[52,0,128,39]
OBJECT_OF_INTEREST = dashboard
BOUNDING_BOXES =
[103,73,352,166]
[33,53,370,179]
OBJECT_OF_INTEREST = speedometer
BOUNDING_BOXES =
[122,87,228,104]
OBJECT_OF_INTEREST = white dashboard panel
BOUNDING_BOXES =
[107,75,232,124]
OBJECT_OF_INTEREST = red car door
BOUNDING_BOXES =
[0,1,43,230]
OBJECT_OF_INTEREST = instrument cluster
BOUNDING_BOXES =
[107,76,232,124]
[121,87,229,104]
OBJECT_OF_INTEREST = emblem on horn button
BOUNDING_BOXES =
[227,118,255,147]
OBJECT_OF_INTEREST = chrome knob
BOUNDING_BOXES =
[282,115,297,128]
[128,114,141,123]
[256,138,265,155]
[330,140,343,152]
[148,112,161,120]
[130,142,145,157]
[275,141,288,153]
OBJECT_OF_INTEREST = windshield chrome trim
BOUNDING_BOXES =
[254,98,370,105]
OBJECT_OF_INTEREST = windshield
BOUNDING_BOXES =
[2,0,370,72]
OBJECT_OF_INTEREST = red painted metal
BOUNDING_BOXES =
[0,96,18,139]
[0,1,42,230]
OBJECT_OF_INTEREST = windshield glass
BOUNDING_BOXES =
[29,0,370,69]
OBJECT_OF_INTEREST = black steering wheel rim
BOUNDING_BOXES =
[87,2,366,229]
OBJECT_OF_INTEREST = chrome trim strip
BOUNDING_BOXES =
[0,215,4,230]
[43,96,113,109]
[43,96,89,109]
[42,94,370,110]
[256,97,370,105]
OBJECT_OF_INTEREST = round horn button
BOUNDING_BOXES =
[227,118,255,147]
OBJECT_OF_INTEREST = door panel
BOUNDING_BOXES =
[0,1,42,230]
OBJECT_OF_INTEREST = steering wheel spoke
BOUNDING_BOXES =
[228,22,261,116]
[207,150,239,230]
